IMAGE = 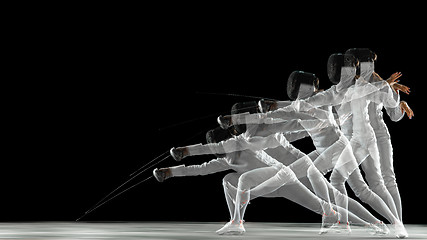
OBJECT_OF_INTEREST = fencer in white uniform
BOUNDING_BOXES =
[217,54,408,238]
[279,53,405,234]
[165,102,347,234]
[164,125,383,235]
[287,55,406,233]
[218,64,361,232]
[346,48,413,222]
[332,49,410,238]
[367,90,411,222]
[341,49,396,219]
[180,101,392,233]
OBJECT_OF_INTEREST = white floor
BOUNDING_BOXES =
[0,222,426,239]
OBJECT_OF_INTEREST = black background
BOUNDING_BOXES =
[4,16,426,224]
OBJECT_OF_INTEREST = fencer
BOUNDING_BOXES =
[217,56,408,238]
[164,100,390,235]
[172,101,347,231]
[218,67,358,232]
[218,101,389,235]
[345,48,413,222]
[283,52,404,226]
[165,102,346,234]
[155,128,326,234]
[254,54,406,230]
[163,125,384,235]
[332,49,407,236]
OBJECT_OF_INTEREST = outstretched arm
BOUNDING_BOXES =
[172,133,283,162]
[169,157,232,177]
[218,108,312,129]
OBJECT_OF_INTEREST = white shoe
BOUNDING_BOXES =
[216,220,245,235]
[394,221,408,239]
[367,221,389,235]
[319,210,340,235]
[319,224,333,235]
[331,221,351,234]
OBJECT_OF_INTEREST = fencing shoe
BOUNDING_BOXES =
[331,221,351,234]
[367,221,389,235]
[394,221,408,238]
[216,220,245,235]
[319,209,340,235]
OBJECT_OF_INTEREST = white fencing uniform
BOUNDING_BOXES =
[368,75,405,221]
[170,129,371,229]
[336,63,402,225]
[229,74,403,227]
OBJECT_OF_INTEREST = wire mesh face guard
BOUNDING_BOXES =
[345,48,376,76]
[230,101,260,135]
[327,53,359,84]
[297,83,316,99]
[206,127,233,157]
[287,71,319,100]
[336,66,357,92]
[345,48,376,62]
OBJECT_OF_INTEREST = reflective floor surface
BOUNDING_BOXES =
[0,222,426,239]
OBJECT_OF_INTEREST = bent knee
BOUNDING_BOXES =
[223,173,239,186]
[238,173,257,190]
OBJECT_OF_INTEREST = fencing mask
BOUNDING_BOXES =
[327,53,358,84]
[206,127,233,158]
[230,101,260,135]
[345,48,377,77]
[287,71,319,100]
